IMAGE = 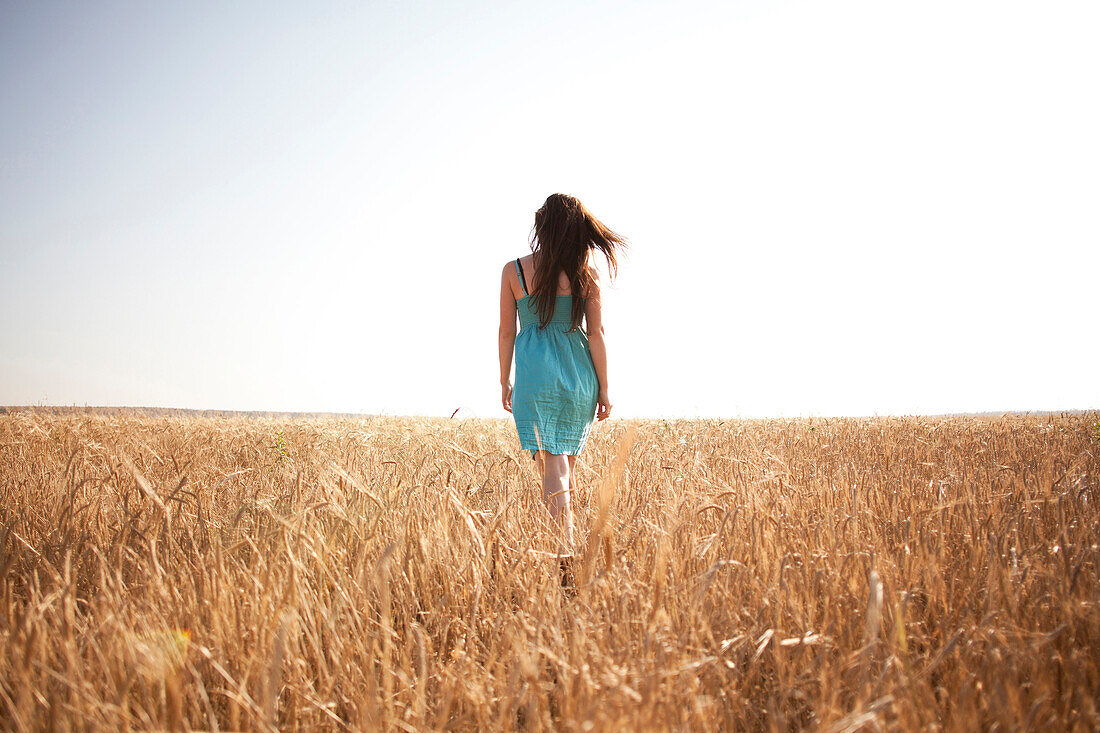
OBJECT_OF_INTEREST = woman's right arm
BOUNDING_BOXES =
[584,269,612,420]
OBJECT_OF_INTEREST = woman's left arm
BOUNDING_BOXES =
[498,263,518,412]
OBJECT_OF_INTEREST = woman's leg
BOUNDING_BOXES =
[567,455,577,501]
[539,451,575,555]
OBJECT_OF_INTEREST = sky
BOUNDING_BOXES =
[2,0,1098,418]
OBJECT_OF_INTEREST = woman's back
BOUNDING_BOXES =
[512,254,586,332]
[511,253,577,296]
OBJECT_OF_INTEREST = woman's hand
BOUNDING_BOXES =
[502,382,513,413]
[596,389,612,421]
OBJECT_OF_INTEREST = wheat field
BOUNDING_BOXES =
[0,410,1097,731]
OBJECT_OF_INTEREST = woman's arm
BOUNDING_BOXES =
[499,263,518,412]
[584,268,612,420]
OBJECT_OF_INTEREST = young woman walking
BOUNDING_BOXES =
[498,193,626,575]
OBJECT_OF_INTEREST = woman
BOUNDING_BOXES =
[498,193,626,567]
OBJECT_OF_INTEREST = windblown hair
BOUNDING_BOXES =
[529,193,627,331]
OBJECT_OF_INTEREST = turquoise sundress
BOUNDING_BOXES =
[511,259,599,458]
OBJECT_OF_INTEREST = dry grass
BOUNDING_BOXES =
[1,410,1098,730]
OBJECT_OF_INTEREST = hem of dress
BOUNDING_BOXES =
[517,434,592,459]
[520,446,588,456]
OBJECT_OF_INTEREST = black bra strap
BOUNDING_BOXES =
[515,258,529,295]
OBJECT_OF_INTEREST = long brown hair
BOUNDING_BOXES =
[528,193,627,331]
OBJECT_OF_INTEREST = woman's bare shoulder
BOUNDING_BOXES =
[501,256,528,299]
[502,254,533,270]
[584,265,602,298]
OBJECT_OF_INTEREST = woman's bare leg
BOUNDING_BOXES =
[567,455,577,502]
[539,451,574,555]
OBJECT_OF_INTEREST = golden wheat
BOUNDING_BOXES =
[0,410,1097,730]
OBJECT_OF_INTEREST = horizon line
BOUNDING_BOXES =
[2,404,1096,421]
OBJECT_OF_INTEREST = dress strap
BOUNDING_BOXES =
[514,259,529,296]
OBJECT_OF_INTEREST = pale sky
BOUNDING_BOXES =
[2,0,1097,418]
